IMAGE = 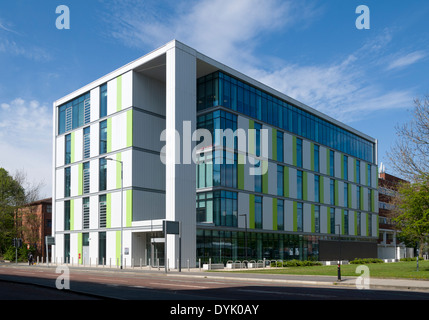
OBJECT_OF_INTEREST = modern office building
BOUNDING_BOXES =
[52,40,379,268]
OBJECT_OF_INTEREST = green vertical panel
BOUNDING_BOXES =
[303,171,308,201]
[107,117,112,153]
[311,204,315,233]
[272,198,277,231]
[249,194,255,229]
[335,180,339,206]
[272,128,277,161]
[360,188,365,211]
[293,202,297,232]
[262,160,268,194]
[292,136,297,166]
[320,176,324,204]
[78,163,83,196]
[107,193,111,228]
[117,75,122,112]
[127,109,133,147]
[366,213,369,236]
[283,166,289,198]
[71,131,75,163]
[354,159,357,183]
[126,190,132,227]
[248,120,254,155]
[310,143,314,171]
[371,189,375,212]
[116,230,121,264]
[78,233,82,265]
[70,199,74,231]
[116,153,122,190]
[238,154,244,190]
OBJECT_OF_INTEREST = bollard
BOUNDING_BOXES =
[199,258,201,271]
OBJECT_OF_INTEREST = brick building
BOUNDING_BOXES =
[377,170,413,259]
[17,198,52,259]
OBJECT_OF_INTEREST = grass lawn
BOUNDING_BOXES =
[231,260,429,280]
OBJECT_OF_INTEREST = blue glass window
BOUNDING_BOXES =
[277,131,283,162]
[64,167,71,198]
[296,138,303,168]
[100,83,107,118]
[297,170,303,200]
[255,196,263,229]
[100,120,107,155]
[58,92,90,135]
[277,165,284,196]
[99,158,107,191]
[314,144,319,172]
[65,134,71,164]
[277,199,284,231]
[197,71,375,164]
[297,202,303,232]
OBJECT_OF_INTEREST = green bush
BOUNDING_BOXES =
[400,257,417,261]
[350,258,384,264]
[270,259,322,267]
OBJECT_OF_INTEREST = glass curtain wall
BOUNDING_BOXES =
[197,72,375,163]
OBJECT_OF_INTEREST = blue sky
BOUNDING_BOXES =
[0,0,428,197]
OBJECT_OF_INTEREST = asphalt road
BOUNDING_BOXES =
[2,264,429,304]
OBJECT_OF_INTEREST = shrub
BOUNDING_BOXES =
[271,259,322,267]
[400,257,417,261]
[350,258,384,264]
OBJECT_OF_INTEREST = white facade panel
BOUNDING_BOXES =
[284,200,294,232]
[70,164,79,198]
[237,192,249,229]
[55,201,64,232]
[56,168,64,199]
[133,71,166,116]
[107,78,117,116]
[302,140,311,171]
[284,132,293,166]
[74,129,83,163]
[134,111,165,152]
[89,195,99,230]
[90,122,99,158]
[90,87,100,123]
[73,197,83,231]
[56,137,65,167]
[132,151,165,191]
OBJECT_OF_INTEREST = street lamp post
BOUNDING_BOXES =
[336,224,341,281]
[239,214,248,262]
[106,157,123,269]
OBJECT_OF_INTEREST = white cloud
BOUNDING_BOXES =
[386,50,426,70]
[105,0,317,68]
[104,1,415,124]
[0,98,52,198]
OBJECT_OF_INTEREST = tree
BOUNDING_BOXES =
[0,168,44,256]
[387,95,429,182]
[0,168,25,255]
[392,175,429,257]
